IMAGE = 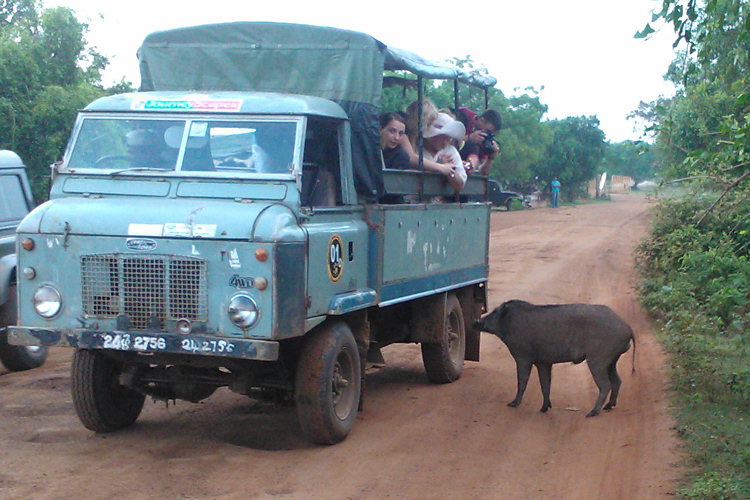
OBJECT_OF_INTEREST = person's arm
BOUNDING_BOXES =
[392,147,411,170]
[478,140,500,176]
[400,134,457,178]
[438,146,466,191]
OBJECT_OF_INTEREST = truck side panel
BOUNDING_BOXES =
[373,203,489,305]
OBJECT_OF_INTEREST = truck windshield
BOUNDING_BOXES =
[67,117,297,174]
[0,174,29,223]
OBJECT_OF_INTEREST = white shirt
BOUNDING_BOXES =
[424,144,467,189]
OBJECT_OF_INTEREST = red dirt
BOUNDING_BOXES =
[0,193,681,499]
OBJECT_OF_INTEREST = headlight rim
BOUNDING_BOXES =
[32,284,62,318]
[227,293,260,329]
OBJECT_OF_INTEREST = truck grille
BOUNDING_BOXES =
[81,254,207,330]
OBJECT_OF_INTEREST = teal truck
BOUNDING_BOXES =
[9,23,494,444]
[0,150,48,371]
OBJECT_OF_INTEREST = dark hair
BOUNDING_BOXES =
[481,109,502,132]
[379,111,406,129]
[453,107,471,129]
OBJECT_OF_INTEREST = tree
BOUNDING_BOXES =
[637,0,749,210]
[0,1,117,202]
[533,116,606,202]
[496,90,552,189]
[603,140,659,189]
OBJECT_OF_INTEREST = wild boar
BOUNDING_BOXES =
[475,300,636,417]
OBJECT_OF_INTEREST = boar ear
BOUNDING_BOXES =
[498,301,511,320]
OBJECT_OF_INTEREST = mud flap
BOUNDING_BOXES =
[457,284,486,362]
[346,310,370,412]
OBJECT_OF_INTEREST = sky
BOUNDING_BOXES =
[45,0,678,143]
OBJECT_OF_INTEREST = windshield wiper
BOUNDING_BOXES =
[108,167,172,176]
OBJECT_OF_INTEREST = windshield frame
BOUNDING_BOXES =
[61,112,305,179]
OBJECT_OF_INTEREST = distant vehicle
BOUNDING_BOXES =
[487,179,525,209]
[0,150,48,371]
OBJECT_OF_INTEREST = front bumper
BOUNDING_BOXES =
[8,326,280,361]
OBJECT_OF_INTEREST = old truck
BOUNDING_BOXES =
[0,150,48,371]
[9,23,494,444]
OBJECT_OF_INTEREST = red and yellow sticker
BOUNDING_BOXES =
[327,234,344,282]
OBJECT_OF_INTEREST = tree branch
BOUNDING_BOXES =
[696,170,750,227]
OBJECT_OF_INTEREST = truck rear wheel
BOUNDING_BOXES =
[421,292,465,383]
[0,285,48,371]
[71,349,145,432]
[295,321,361,445]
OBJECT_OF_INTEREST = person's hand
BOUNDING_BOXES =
[437,153,457,166]
[487,139,500,159]
[469,129,488,144]
[447,165,464,190]
[437,162,454,177]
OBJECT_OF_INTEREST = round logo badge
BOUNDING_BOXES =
[126,238,157,251]
[327,234,344,282]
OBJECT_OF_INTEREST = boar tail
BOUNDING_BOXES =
[631,332,637,374]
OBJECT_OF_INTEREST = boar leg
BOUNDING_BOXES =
[586,360,612,417]
[603,357,622,410]
[537,363,552,412]
[508,359,532,407]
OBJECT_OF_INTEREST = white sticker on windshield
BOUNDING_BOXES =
[128,224,163,236]
[190,122,208,137]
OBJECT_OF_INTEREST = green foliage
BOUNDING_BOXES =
[496,90,553,186]
[532,116,606,201]
[602,140,659,186]
[636,193,750,499]
[0,1,123,203]
[637,15,750,496]
[642,0,749,198]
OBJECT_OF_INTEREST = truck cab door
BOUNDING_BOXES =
[301,118,368,318]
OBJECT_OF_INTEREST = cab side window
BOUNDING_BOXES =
[301,118,341,207]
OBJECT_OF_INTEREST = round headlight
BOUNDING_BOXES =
[33,285,62,318]
[228,294,259,329]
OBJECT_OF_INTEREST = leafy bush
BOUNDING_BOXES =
[636,192,749,499]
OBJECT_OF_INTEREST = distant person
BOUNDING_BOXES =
[458,108,502,175]
[551,176,561,208]
[379,111,410,170]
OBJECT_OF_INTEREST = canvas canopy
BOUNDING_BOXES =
[138,22,497,200]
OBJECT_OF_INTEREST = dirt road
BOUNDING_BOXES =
[0,194,680,499]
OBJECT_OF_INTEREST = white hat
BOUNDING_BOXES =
[423,113,466,140]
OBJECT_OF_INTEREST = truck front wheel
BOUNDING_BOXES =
[421,292,466,383]
[71,349,145,432]
[295,321,361,445]
[0,285,48,371]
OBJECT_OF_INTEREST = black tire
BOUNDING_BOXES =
[295,321,361,445]
[0,285,48,371]
[421,293,466,383]
[71,349,145,432]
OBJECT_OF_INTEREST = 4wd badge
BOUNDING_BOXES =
[327,234,344,282]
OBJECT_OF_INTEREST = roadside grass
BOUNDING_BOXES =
[636,190,749,499]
